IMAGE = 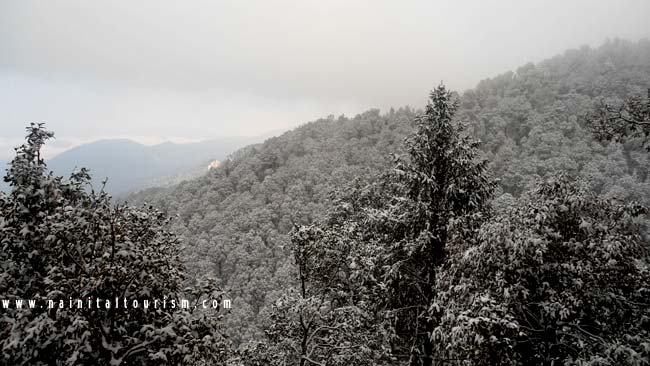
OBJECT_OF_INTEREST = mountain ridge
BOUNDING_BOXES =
[1,135,269,195]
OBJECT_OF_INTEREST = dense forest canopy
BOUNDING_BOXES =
[127,40,650,351]
[233,86,649,365]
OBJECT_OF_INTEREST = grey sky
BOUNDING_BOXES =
[1,0,649,160]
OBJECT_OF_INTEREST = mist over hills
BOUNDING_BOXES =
[2,38,650,363]
[50,136,268,195]
[1,135,267,195]
[3,0,650,362]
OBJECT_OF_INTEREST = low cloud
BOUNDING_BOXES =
[1,0,649,157]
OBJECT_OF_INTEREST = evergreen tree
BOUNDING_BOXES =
[0,124,229,365]
[374,84,496,365]
[433,174,650,365]
[245,85,497,365]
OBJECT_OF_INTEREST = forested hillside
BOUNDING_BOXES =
[130,108,417,342]
[128,39,650,346]
[463,39,650,201]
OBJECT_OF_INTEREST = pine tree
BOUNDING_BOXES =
[374,84,495,365]
[247,85,497,365]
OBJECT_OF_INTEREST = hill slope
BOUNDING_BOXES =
[128,39,650,344]
[129,108,417,341]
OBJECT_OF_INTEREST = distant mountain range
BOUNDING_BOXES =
[1,135,268,196]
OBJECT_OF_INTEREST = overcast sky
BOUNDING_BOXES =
[1,0,649,160]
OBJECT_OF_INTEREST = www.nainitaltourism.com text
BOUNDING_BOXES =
[1,297,231,310]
